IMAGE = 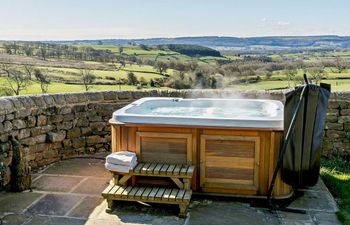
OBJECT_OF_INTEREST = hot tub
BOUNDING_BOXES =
[112,97,284,129]
[110,97,291,198]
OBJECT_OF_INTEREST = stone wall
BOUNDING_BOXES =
[0,89,349,189]
[323,92,350,158]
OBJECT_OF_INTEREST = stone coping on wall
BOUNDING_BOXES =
[0,89,287,116]
[1,89,350,115]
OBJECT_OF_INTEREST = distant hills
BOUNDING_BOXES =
[46,35,350,51]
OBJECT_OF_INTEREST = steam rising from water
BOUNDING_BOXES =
[184,89,284,101]
[129,99,280,118]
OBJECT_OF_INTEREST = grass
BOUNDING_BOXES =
[22,82,162,94]
[266,50,350,61]
[223,55,243,60]
[199,56,231,64]
[0,77,168,95]
[225,77,350,91]
[85,44,196,63]
[35,64,164,82]
[321,157,350,225]
[270,68,350,80]
[227,80,289,90]
[86,45,177,56]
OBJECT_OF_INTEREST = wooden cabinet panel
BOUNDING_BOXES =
[200,135,260,191]
[136,132,193,165]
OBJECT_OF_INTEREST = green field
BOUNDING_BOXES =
[87,45,177,56]
[227,79,350,91]
[1,42,350,96]
[0,77,168,95]
[15,62,167,84]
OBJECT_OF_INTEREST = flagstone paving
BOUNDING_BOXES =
[0,157,341,225]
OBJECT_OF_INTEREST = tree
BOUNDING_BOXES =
[306,66,327,85]
[286,68,297,87]
[3,43,12,54]
[80,69,96,91]
[334,56,346,73]
[23,45,34,56]
[136,58,143,67]
[210,74,225,89]
[127,72,138,85]
[139,44,148,50]
[7,69,30,95]
[11,42,19,54]
[188,60,198,71]
[154,61,169,75]
[39,45,47,60]
[34,69,50,93]
[139,77,147,86]
[149,79,155,87]
[165,71,191,89]
[114,55,126,69]
[193,71,206,88]
[118,46,124,55]
[23,65,35,80]
[0,63,13,77]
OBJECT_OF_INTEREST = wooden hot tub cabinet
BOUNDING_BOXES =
[110,120,291,198]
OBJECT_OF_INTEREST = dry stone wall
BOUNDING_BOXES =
[323,92,350,158]
[0,89,349,189]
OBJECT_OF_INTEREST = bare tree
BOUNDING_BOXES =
[23,65,35,80]
[154,61,169,75]
[80,69,96,91]
[0,63,12,77]
[306,66,327,85]
[136,58,143,67]
[139,44,148,50]
[139,77,147,86]
[3,43,12,54]
[118,47,124,55]
[7,69,30,95]
[286,68,297,88]
[23,45,34,56]
[34,69,50,93]
[39,45,47,60]
[334,56,346,73]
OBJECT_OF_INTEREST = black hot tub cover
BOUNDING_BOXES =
[282,83,331,188]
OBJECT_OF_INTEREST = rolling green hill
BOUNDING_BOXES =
[44,35,350,50]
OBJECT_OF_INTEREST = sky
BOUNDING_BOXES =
[0,0,349,40]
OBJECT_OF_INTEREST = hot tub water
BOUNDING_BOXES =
[127,99,279,118]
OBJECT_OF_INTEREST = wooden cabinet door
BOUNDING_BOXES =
[200,135,260,191]
[136,132,193,165]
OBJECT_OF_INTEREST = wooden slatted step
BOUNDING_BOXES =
[102,183,192,203]
[104,162,195,217]
[110,163,195,188]
[112,163,195,178]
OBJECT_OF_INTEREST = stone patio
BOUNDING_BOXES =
[0,157,341,225]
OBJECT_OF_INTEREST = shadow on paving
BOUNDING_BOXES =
[0,157,342,225]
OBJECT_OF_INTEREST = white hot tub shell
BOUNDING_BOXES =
[112,97,284,129]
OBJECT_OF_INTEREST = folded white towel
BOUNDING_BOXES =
[105,161,137,173]
[106,151,137,166]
